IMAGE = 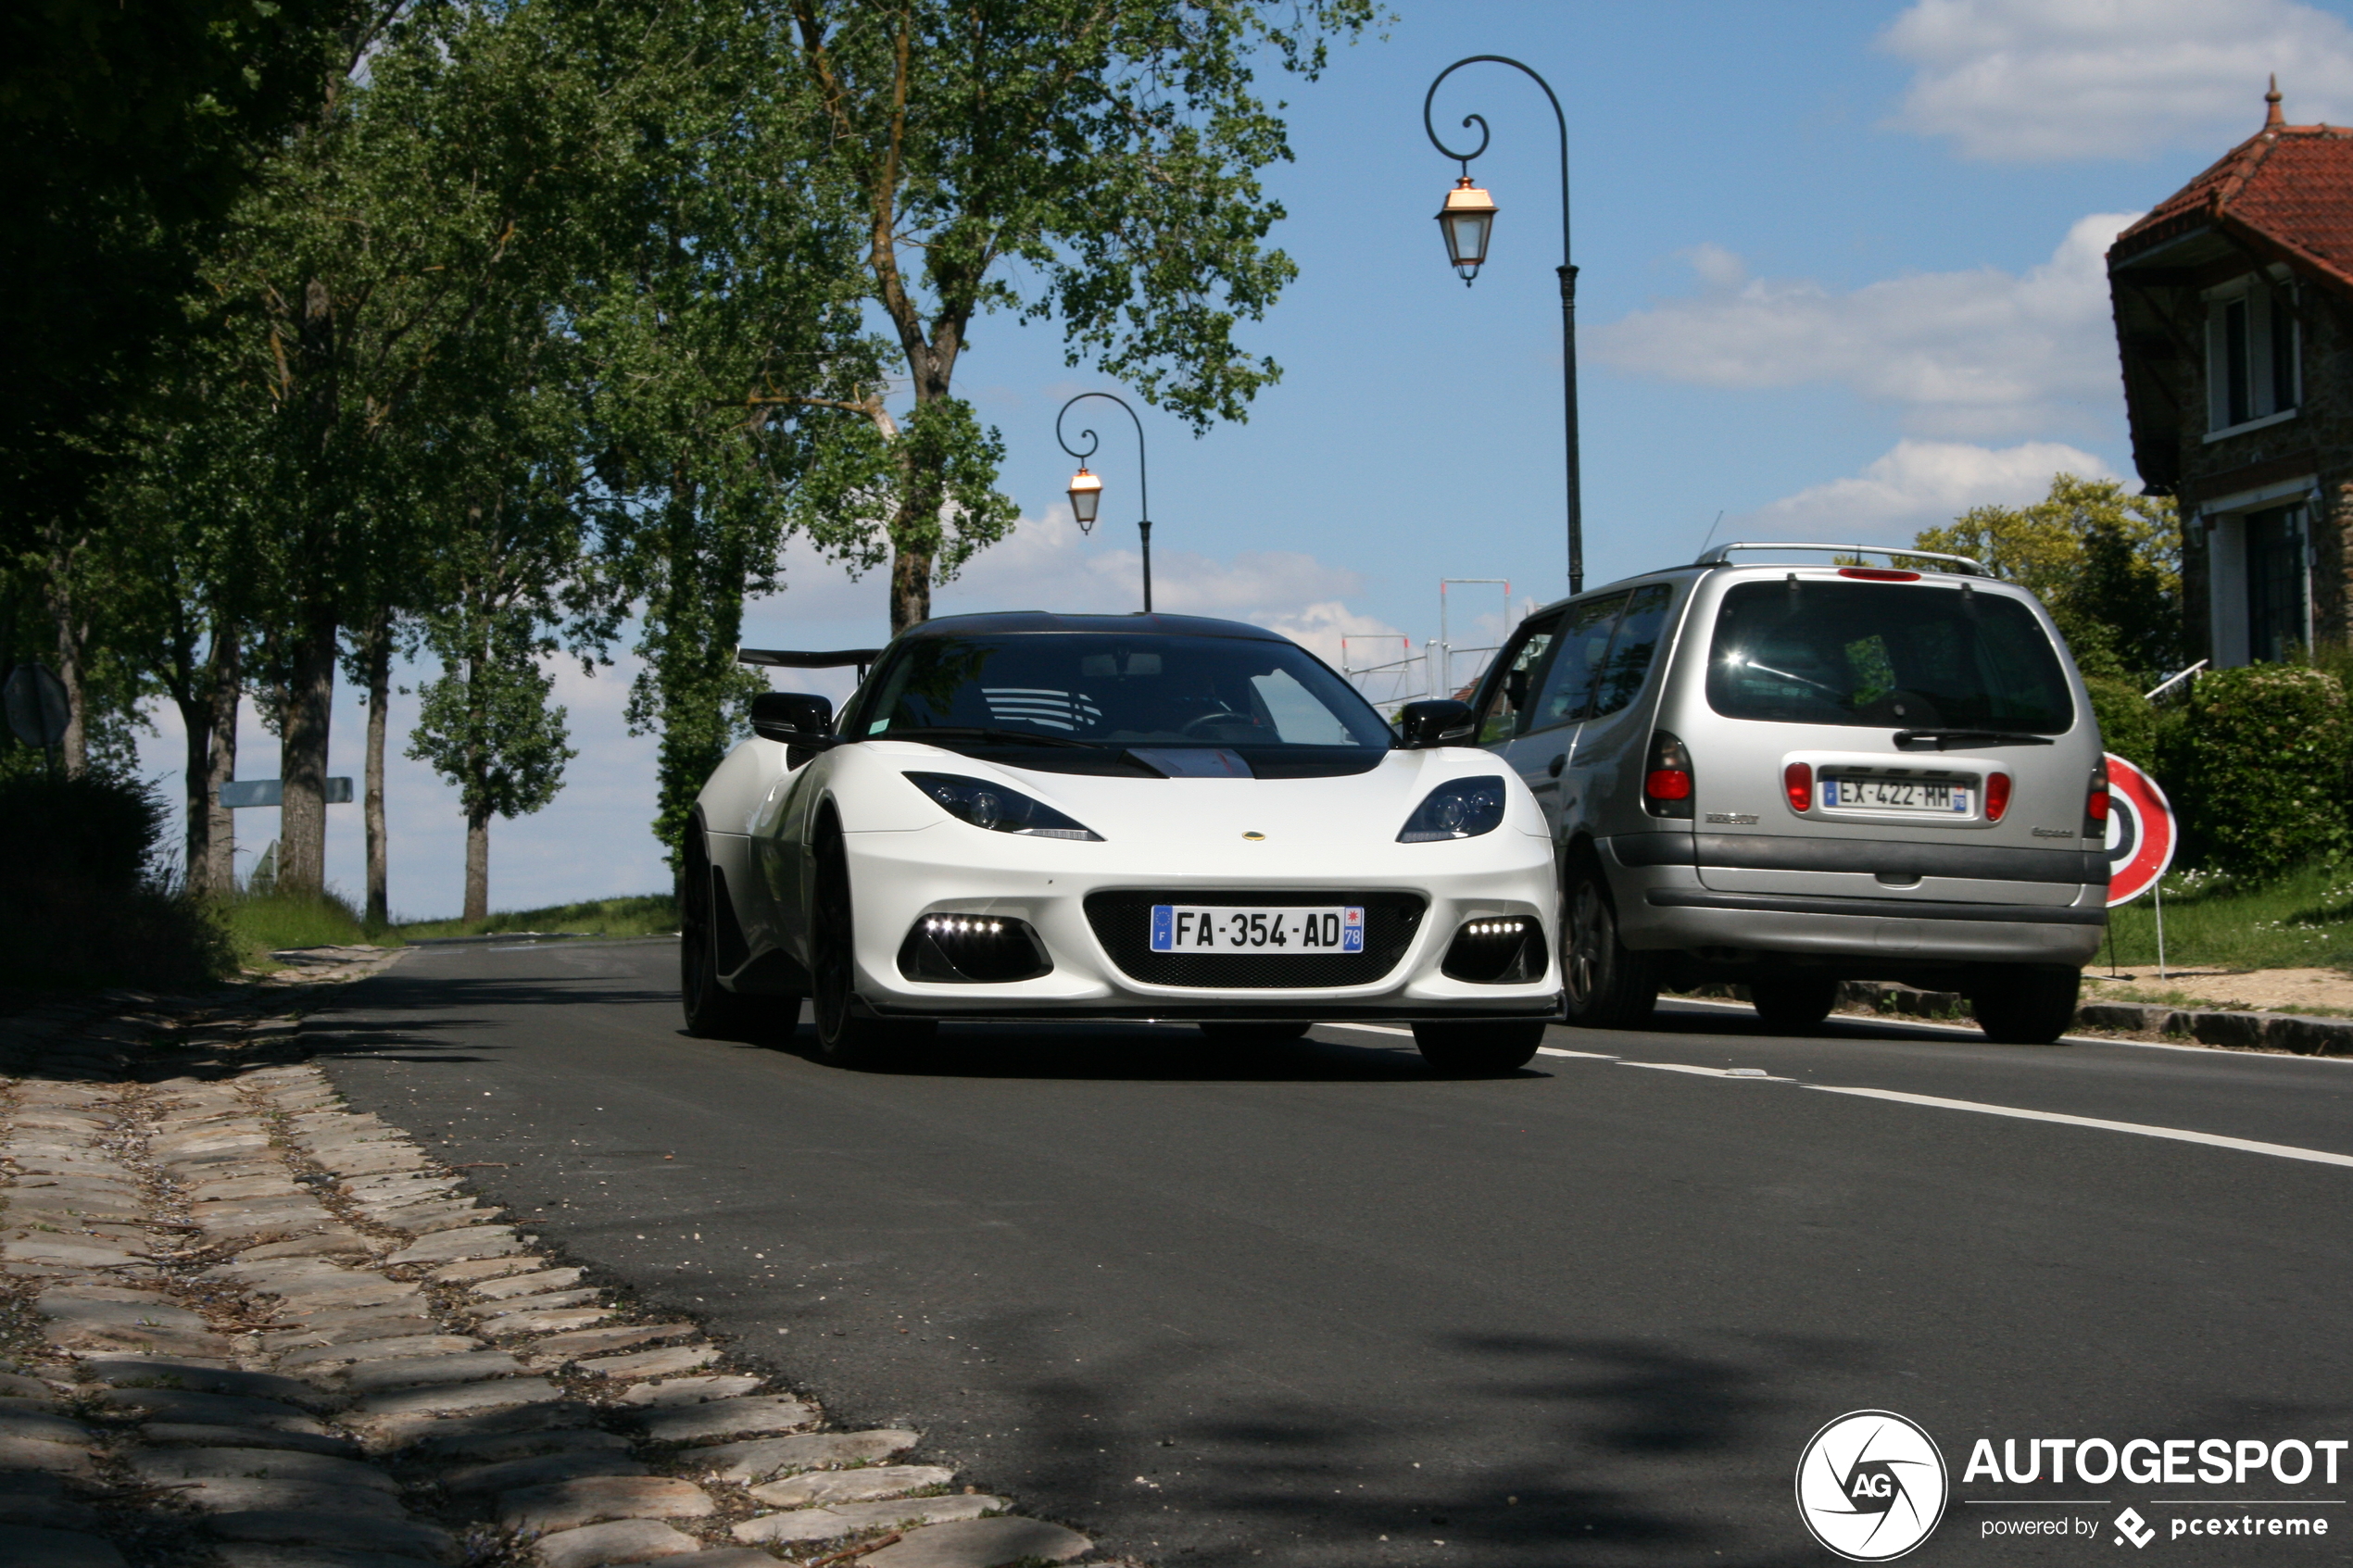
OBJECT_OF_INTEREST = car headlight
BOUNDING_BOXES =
[904,772,1103,841]
[1398,774,1508,842]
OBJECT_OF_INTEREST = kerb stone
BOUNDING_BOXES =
[861,1516,1093,1568]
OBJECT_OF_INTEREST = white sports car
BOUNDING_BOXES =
[681,612,1562,1073]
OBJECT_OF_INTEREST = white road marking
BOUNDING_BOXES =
[1537,1047,1617,1060]
[1317,1023,1416,1038]
[1617,1061,1790,1081]
[1804,1083,2353,1170]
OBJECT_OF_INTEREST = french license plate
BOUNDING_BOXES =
[1151,905,1365,953]
[1822,776,1972,814]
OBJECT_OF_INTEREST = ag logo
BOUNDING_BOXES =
[1794,1410,1949,1561]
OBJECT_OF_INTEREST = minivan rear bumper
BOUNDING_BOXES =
[1612,864,2105,965]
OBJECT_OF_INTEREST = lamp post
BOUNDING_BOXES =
[1057,391,1155,612]
[1424,56,1584,595]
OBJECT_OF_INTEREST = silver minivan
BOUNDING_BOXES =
[1463,543,2108,1043]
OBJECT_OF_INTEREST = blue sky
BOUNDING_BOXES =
[144,0,2353,920]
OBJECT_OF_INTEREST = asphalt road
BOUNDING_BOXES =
[308,938,2353,1566]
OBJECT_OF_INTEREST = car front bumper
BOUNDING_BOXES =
[841,822,1562,1021]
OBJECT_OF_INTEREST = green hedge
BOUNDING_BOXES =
[2165,665,2352,879]
[2085,677,2159,776]
[0,772,233,992]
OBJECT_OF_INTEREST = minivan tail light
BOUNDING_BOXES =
[1644,732,1694,819]
[1838,567,1920,582]
[1983,771,2012,822]
[2086,762,2109,834]
[1783,761,1812,813]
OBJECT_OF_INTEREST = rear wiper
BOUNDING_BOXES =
[884,726,1103,750]
[1894,728,2056,749]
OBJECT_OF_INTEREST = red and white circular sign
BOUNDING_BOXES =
[2104,753,2175,908]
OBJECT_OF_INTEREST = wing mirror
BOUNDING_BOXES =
[1396,698,1476,750]
[750,692,834,744]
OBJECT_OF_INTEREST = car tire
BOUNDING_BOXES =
[1748,974,1840,1034]
[1560,854,1659,1031]
[811,815,934,1067]
[1198,1022,1313,1047]
[680,822,765,1040]
[1412,1019,1545,1077]
[1969,965,2081,1045]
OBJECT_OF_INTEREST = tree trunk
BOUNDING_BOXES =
[463,806,489,922]
[278,604,338,896]
[204,625,240,894]
[889,541,931,635]
[42,526,89,776]
[362,608,392,927]
[177,692,213,889]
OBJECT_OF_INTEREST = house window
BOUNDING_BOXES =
[2244,505,2309,663]
[2207,275,2300,434]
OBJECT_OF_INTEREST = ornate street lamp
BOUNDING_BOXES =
[1066,466,1103,533]
[1436,177,1498,283]
[1424,56,1585,594]
[1056,392,1154,611]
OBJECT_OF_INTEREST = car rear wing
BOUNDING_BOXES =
[736,646,886,680]
[1692,542,1989,577]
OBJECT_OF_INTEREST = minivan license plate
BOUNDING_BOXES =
[1822,777,1971,814]
[1151,905,1365,952]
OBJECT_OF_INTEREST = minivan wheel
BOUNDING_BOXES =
[1969,965,2081,1045]
[680,825,762,1039]
[1748,975,1840,1034]
[812,820,935,1066]
[1413,1020,1544,1077]
[1560,859,1659,1030]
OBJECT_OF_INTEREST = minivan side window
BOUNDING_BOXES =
[1475,616,1560,743]
[1526,594,1629,732]
[1588,583,1675,719]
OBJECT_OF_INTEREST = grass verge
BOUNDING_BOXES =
[396,893,676,941]
[220,888,389,972]
[2100,861,2353,972]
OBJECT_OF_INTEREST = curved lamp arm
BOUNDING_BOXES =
[1055,392,1154,612]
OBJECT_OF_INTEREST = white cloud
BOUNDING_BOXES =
[1732,438,2118,544]
[1592,212,2137,439]
[1882,0,2353,161]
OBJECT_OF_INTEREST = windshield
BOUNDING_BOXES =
[860,633,1395,756]
[1706,580,2074,733]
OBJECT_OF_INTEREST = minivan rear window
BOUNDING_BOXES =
[1705,581,2073,733]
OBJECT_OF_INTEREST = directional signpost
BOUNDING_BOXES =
[2104,753,2178,976]
[219,779,354,808]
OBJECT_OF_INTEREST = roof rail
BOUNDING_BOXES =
[1692,542,1989,576]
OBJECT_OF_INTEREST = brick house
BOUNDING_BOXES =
[2108,82,2353,667]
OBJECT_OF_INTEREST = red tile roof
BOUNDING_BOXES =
[2110,90,2353,295]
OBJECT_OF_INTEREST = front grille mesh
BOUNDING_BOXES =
[1084,890,1424,988]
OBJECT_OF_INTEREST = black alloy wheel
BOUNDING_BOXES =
[812,816,933,1066]
[1411,1019,1545,1076]
[1748,974,1841,1035]
[1969,965,2081,1045]
[1560,855,1659,1031]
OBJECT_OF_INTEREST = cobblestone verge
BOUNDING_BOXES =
[0,973,1103,1568]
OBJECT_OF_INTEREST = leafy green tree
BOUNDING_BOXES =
[408,607,575,921]
[1916,473,2182,684]
[571,0,881,864]
[211,0,643,894]
[0,0,340,561]
[786,0,1380,633]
